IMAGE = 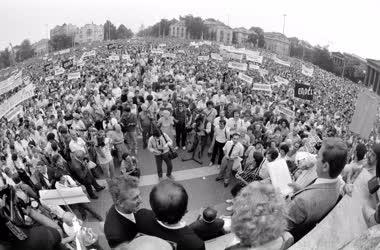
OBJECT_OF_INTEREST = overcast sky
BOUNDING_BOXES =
[1,0,379,59]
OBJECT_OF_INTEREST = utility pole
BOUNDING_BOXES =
[342,58,346,78]
[108,21,111,40]
[282,14,287,35]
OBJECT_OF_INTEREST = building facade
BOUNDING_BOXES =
[50,23,78,38]
[365,59,380,95]
[169,20,189,39]
[32,39,49,56]
[205,20,233,45]
[233,27,256,45]
[74,23,104,44]
[264,32,290,56]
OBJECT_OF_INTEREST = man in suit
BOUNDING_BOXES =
[286,137,348,240]
[189,207,225,241]
[104,176,142,248]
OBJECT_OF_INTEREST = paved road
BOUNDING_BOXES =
[83,137,236,249]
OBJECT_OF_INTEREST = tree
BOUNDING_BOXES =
[313,46,334,72]
[183,15,208,39]
[247,33,259,46]
[249,27,265,48]
[15,39,34,62]
[104,20,117,40]
[49,34,73,51]
[116,24,134,39]
[0,48,11,69]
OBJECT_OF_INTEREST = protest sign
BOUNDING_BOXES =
[198,55,209,61]
[249,64,260,70]
[44,62,53,71]
[244,49,260,57]
[122,54,131,60]
[228,53,243,61]
[54,68,65,76]
[258,68,268,76]
[246,54,263,64]
[109,55,120,61]
[0,84,35,119]
[162,53,176,59]
[278,106,295,119]
[151,49,164,54]
[5,105,23,121]
[0,71,23,96]
[273,56,291,67]
[177,50,185,54]
[267,159,293,195]
[68,72,81,80]
[211,53,223,61]
[62,59,73,69]
[228,62,247,71]
[39,187,90,206]
[238,73,253,84]
[252,83,272,92]
[45,76,54,81]
[274,76,289,85]
[59,48,70,55]
[349,90,378,138]
[158,43,167,47]
[302,64,314,77]
[107,44,116,50]
[294,83,314,100]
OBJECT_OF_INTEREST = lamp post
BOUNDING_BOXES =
[283,14,287,35]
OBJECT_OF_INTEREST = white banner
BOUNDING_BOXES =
[252,83,272,92]
[228,62,247,71]
[158,43,166,47]
[59,48,70,55]
[198,55,209,61]
[249,64,260,70]
[162,53,176,59]
[45,76,54,81]
[109,55,120,61]
[211,53,223,61]
[0,71,23,96]
[5,105,23,121]
[82,50,96,58]
[151,49,164,54]
[177,50,185,54]
[122,54,131,60]
[273,56,291,67]
[238,73,253,84]
[0,84,35,119]
[302,64,314,77]
[278,106,295,119]
[68,72,81,80]
[54,68,65,76]
[228,53,243,61]
[244,50,260,57]
[258,68,268,76]
[274,76,289,85]
[246,54,263,64]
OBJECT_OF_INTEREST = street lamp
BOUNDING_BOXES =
[283,14,287,35]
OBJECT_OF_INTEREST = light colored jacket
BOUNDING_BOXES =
[147,133,173,155]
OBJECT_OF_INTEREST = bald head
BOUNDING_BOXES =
[149,180,188,225]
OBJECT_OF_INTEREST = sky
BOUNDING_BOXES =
[1,0,379,59]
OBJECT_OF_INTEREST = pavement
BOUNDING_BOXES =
[82,137,236,249]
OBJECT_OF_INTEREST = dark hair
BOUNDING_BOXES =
[231,182,246,197]
[266,148,278,161]
[124,106,131,113]
[372,144,380,177]
[219,119,226,125]
[152,129,161,137]
[274,126,281,133]
[355,143,367,162]
[206,100,214,107]
[279,144,290,155]
[122,152,130,160]
[321,138,348,178]
[146,95,153,101]
[51,142,58,152]
[253,151,264,166]
[149,180,188,224]
[97,136,105,147]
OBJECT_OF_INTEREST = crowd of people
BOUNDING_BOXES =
[0,36,379,250]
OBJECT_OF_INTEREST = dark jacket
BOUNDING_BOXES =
[189,218,225,241]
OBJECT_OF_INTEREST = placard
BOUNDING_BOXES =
[274,76,289,85]
[252,83,272,92]
[294,83,314,100]
[59,48,70,55]
[267,159,293,195]
[68,72,81,80]
[273,56,291,67]
[228,53,243,61]
[162,53,176,59]
[109,55,120,61]
[246,54,263,64]
[122,54,131,60]
[249,64,260,70]
[228,62,247,71]
[62,59,73,69]
[54,68,65,76]
[278,106,295,119]
[198,55,209,61]
[211,53,223,61]
[107,44,116,50]
[45,76,54,81]
[238,73,253,84]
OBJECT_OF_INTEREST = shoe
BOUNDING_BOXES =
[226,206,233,212]
[167,175,175,180]
[226,199,233,204]
[95,186,105,192]
[89,194,99,199]
[215,177,222,181]
[224,182,229,188]
[182,146,186,150]
[208,162,214,167]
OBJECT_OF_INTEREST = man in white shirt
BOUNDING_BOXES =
[215,132,244,187]
[212,90,227,107]
[209,119,230,167]
[227,110,245,134]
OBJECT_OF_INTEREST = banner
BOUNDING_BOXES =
[249,64,260,70]
[158,43,166,47]
[198,55,209,61]
[228,62,247,71]
[5,105,23,121]
[0,71,23,96]
[162,53,176,59]
[274,76,289,85]
[252,83,272,92]
[278,106,295,119]
[0,84,35,119]
[39,187,90,206]
[228,53,243,61]
[211,53,223,61]
[59,48,70,55]
[258,68,268,76]
[45,76,54,81]
[302,65,314,77]
[82,50,96,58]
[107,44,116,50]
[109,55,120,61]
[177,49,185,54]
[273,56,291,67]
[349,90,378,138]
[238,73,253,84]
[151,49,164,54]
[244,50,260,57]
[62,59,73,69]
[122,54,131,60]
[246,54,263,64]
[67,72,81,80]
[294,83,314,100]
[54,68,65,76]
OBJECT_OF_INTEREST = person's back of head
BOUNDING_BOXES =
[149,180,188,225]
[115,236,173,250]
[355,143,367,162]
[320,137,348,178]
[266,148,278,162]
[202,207,217,223]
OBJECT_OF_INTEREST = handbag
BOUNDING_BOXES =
[162,132,178,160]
[368,176,380,194]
